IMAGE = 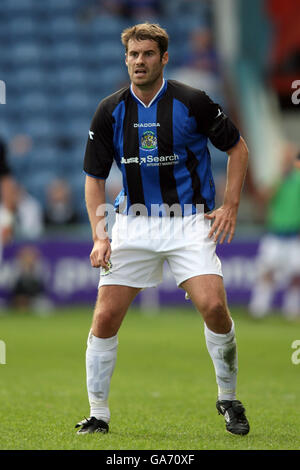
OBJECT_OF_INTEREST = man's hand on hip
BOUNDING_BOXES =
[205,204,238,244]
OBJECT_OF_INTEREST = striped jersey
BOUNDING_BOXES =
[84,79,240,215]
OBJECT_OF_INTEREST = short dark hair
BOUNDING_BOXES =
[121,23,169,58]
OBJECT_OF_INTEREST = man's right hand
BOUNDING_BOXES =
[89,238,111,269]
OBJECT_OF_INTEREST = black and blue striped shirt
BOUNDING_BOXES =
[84,79,240,215]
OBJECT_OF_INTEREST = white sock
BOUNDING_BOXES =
[204,321,237,401]
[86,331,118,423]
[249,280,274,317]
[282,287,300,318]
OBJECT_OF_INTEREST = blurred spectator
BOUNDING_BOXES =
[9,134,33,158]
[44,179,79,227]
[0,137,18,259]
[249,144,300,319]
[172,27,222,103]
[78,0,161,21]
[163,0,210,18]
[267,0,300,107]
[15,186,44,240]
[8,134,34,182]
[122,0,162,20]
[11,246,51,313]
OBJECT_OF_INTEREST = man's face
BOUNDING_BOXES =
[125,38,168,89]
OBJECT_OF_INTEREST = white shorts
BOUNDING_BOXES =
[98,213,223,289]
[255,234,300,284]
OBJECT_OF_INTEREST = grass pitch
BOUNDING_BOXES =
[0,305,299,450]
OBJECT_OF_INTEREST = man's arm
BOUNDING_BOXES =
[205,136,249,243]
[85,175,111,269]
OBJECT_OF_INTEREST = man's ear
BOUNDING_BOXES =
[125,53,128,66]
[162,51,169,66]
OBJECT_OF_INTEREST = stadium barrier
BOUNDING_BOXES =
[0,240,286,308]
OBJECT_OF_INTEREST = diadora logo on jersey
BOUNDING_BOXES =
[89,130,94,140]
[140,131,157,151]
[133,123,160,128]
[121,154,179,166]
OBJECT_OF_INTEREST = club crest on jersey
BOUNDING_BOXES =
[140,131,157,151]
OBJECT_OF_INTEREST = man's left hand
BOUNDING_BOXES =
[204,204,238,244]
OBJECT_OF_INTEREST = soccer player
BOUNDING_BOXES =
[76,23,250,436]
[0,138,17,262]
[249,148,300,318]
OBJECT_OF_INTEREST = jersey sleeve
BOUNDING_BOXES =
[193,91,240,152]
[0,139,11,177]
[83,100,114,179]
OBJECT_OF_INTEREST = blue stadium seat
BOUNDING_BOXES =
[89,15,126,40]
[47,0,78,12]
[23,170,57,203]
[51,41,82,65]
[93,65,127,93]
[56,149,84,175]
[8,16,37,38]
[10,42,41,66]
[0,118,18,141]
[56,67,87,91]
[24,117,54,140]
[64,117,90,140]
[0,21,12,46]
[1,0,34,15]
[27,147,58,172]
[60,91,93,114]
[18,91,49,115]
[48,15,79,39]
[92,41,124,64]
[14,67,46,92]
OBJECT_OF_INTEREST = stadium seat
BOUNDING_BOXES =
[24,118,55,140]
[89,15,127,40]
[1,0,34,15]
[0,21,12,46]
[48,15,79,39]
[8,16,37,38]
[23,169,58,203]
[47,0,78,12]
[26,147,58,172]
[56,67,87,92]
[51,42,82,65]
[18,91,49,114]
[14,67,46,92]
[10,43,41,66]
[60,91,93,114]
[92,41,124,64]
[61,117,90,141]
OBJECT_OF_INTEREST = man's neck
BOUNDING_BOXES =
[131,77,165,107]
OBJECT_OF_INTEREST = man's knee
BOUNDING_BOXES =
[92,307,122,336]
[202,299,228,321]
[198,297,232,333]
